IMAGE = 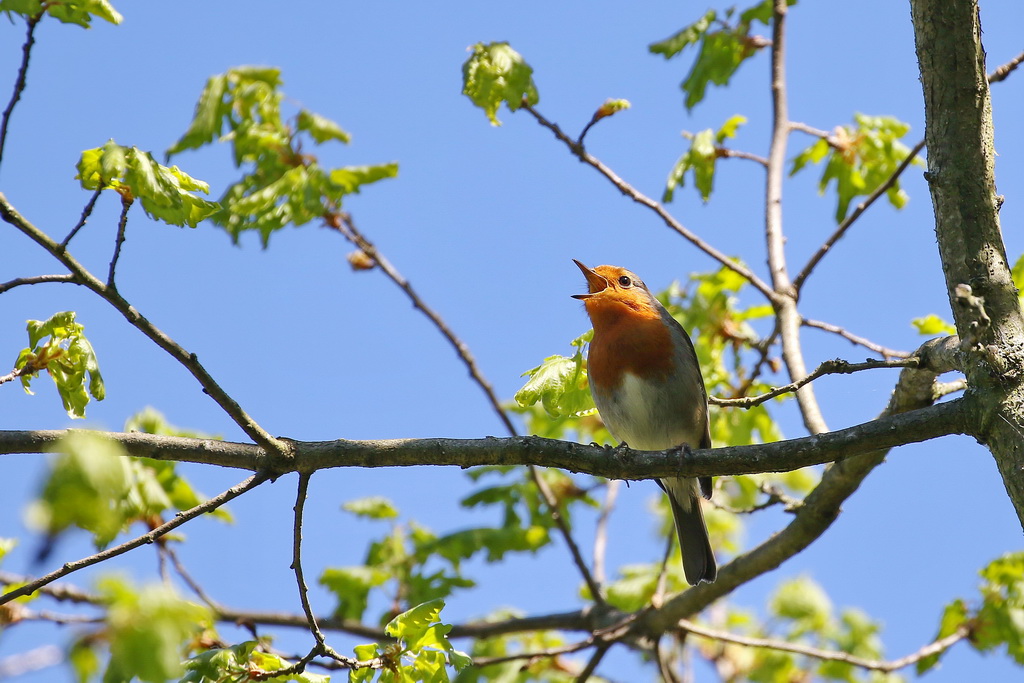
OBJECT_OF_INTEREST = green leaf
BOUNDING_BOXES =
[16,311,104,418]
[297,109,352,144]
[769,575,832,635]
[344,496,401,520]
[98,577,208,683]
[649,9,717,58]
[0,0,122,26]
[462,42,539,126]
[918,599,969,674]
[76,141,219,227]
[790,113,923,222]
[912,314,957,336]
[320,566,389,621]
[974,552,1024,663]
[651,6,772,110]
[664,116,744,203]
[328,162,399,194]
[514,349,589,419]
[25,432,176,549]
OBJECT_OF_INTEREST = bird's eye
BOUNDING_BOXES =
[618,275,632,287]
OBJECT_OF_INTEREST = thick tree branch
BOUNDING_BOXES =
[911,0,1024,525]
[0,191,286,455]
[0,397,971,480]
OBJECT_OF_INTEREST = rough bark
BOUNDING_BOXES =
[911,0,1024,527]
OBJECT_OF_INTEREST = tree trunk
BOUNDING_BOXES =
[911,0,1024,528]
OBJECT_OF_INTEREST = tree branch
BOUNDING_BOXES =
[712,356,920,408]
[61,187,104,248]
[0,12,41,172]
[106,195,133,288]
[677,618,970,673]
[987,50,1024,84]
[329,211,516,438]
[0,274,78,295]
[0,472,269,605]
[764,0,828,435]
[802,317,910,359]
[0,191,286,455]
[0,397,971,480]
[520,102,778,303]
[911,0,1024,524]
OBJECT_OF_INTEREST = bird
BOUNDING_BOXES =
[571,259,716,585]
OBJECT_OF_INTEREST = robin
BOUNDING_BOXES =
[572,259,716,585]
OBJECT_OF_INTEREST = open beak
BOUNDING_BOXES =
[571,259,608,299]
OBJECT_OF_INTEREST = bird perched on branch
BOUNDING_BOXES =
[572,259,716,585]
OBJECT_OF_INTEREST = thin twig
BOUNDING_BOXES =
[654,638,682,683]
[677,618,971,673]
[793,138,926,291]
[988,50,1024,84]
[788,120,835,142]
[711,357,919,408]
[471,636,597,668]
[0,367,26,386]
[331,211,517,437]
[520,102,778,303]
[0,12,41,171]
[257,472,365,679]
[107,195,132,288]
[329,211,605,601]
[0,274,77,295]
[717,147,769,167]
[802,317,910,359]
[0,472,269,606]
[61,187,104,248]
[732,323,781,398]
[0,191,285,454]
[592,479,620,586]
[291,473,328,649]
[574,642,611,682]
[526,465,606,605]
[710,482,801,515]
[165,545,223,611]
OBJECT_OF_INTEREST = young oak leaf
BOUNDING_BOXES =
[462,42,539,126]
[76,140,219,228]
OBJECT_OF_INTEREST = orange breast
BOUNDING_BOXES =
[585,299,676,390]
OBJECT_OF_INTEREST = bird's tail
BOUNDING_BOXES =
[660,476,717,585]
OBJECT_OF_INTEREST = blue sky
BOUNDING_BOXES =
[1,1,1022,680]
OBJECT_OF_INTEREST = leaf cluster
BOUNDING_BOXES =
[663,114,747,203]
[0,0,121,27]
[461,42,539,126]
[14,311,104,419]
[352,599,471,682]
[166,66,397,245]
[649,1,784,110]
[918,552,1024,673]
[76,140,220,228]
[25,421,228,551]
[790,113,923,223]
[182,641,328,683]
